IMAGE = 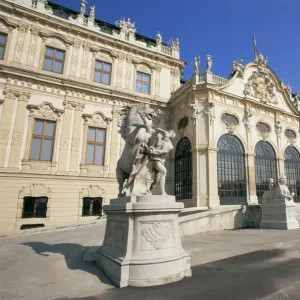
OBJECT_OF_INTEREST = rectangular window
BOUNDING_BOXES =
[0,33,7,60]
[22,197,48,218]
[86,127,106,165]
[43,46,65,74]
[82,197,103,217]
[30,119,56,161]
[136,71,150,94]
[94,60,112,85]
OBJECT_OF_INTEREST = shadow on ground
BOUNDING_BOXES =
[55,248,300,300]
[22,242,114,287]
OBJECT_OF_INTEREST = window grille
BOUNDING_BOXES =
[22,197,48,218]
[217,134,246,205]
[175,137,192,200]
[82,197,103,217]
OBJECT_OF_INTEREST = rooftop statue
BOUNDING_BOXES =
[232,59,244,75]
[193,56,200,74]
[156,31,162,45]
[206,55,212,72]
[89,6,95,19]
[256,52,268,66]
[80,0,88,15]
[116,18,136,33]
[170,38,180,50]
[116,104,175,197]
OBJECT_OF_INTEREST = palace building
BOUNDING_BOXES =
[0,0,299,235]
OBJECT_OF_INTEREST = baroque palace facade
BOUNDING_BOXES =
[0,0,300,234]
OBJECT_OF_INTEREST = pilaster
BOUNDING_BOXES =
[207,147,220,208]
[108,109,120,177]
[246,153,258,204]
[0,89,18,170]
[7,92,31,171]
[69,102,85,175]
[57,100,76,174]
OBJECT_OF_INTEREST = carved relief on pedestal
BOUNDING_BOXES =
[141,222,172,250]
[244,67,278,104]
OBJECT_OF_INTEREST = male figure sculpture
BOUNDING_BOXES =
[148,129,176,195]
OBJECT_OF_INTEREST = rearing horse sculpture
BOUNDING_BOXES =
[116,103,156,197]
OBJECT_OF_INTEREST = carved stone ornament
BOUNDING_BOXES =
[204,103,216,125]
[80,185,105,199]
[232,59,244,75]
[19,183,52,199]
[275,120,283,137]
[83,111,112,126]
[141,222,172,250]
[28,102,64,120]
[244,67,278,105]
[243,108,253,131]
[189,104,201,125]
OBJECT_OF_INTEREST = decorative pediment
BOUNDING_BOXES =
[19,183,52,199]
[40,31,73,49]
[92,47,118,62]
[83,111,112,127]
[0,16,18,32]
[27,102,64,120]
[133,59,155,73]
[79,185,106,198]
[244,65,278,104]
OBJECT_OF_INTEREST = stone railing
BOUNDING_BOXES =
[161,45,172,56]
[212,74,228,85]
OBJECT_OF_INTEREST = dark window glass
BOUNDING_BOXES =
[22,197,48,218]
[94,60,112,85]
[30,119,56,161]
[136,71,151,94]
[175,137,192,200]
[86,127,106,165]
[256,122,271,133]
[0,33,7,60]
[43,46,66,74]
[255,141,277,200]
[221,113,239,126]
[285,129,296,140]
[285,146,300,202]
[82,197,103,216]
[217,134,247,205]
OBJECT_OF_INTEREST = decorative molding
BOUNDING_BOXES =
[19,183,52,199]
[79,185,106,198]
[83,111,112,126]
[27,102,64,120]
[275,120,283,137]
[189,104,201,125]
[40,30,73,48]
[0,16,18,32]
[141,222,172,250]
[63,100,77,110]
[243,108,253,131]
[204,103,216,125]
[92,47,118,62]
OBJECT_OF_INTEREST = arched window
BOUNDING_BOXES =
[255,141,277,199]
[217,134,246,205]
[284,146,300,201]
[175,137,192,200]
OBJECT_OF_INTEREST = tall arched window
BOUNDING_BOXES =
[175,137,192,200]
[255,141,277,199]
[284,146,300,201]
[217,134,246,205]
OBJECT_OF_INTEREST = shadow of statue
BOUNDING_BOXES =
[22,241,113,287]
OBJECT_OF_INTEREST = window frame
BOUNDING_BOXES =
[136,71,151,95]
[42,46,66,74]
[22,196,48,219]
[93,60,112,85]
[82,197,103,217]
[86,127,107,166]
[0,32,8,61]
[29,119,56,162]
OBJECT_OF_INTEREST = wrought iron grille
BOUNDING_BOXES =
[255,141,277,200]
[82,197,103,217]
[175,137,192,200]
[217,134,247,205]
[22,197,48,218]
[284,146,300,202]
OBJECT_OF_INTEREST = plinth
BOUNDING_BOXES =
[95,195,191,288]
[260,200,299,230]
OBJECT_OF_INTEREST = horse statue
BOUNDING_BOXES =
[116,103,157,197]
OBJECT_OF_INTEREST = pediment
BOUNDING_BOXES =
[221,62,298,115]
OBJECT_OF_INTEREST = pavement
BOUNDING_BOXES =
[1,225,300,300]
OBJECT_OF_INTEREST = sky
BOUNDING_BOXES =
[51,0,300,91]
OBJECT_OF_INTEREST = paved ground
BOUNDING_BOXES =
[2,225,300,300]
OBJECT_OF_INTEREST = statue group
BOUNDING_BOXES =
[116,103,175,197]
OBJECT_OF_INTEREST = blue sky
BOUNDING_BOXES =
[52,0,300,91]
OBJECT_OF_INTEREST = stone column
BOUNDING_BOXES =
[0,89,18,170]
[69,102,85,175]
[246,153,258,204]
[57,100,75,175]
[108,109,120,177]
[7,92,31,171]
[207,147,219,208]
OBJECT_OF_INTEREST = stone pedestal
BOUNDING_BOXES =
[260,201,299,230]
[95,195,191,288]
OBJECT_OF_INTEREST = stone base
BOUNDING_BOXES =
[260,202,300,230]
[95,195,191,288]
